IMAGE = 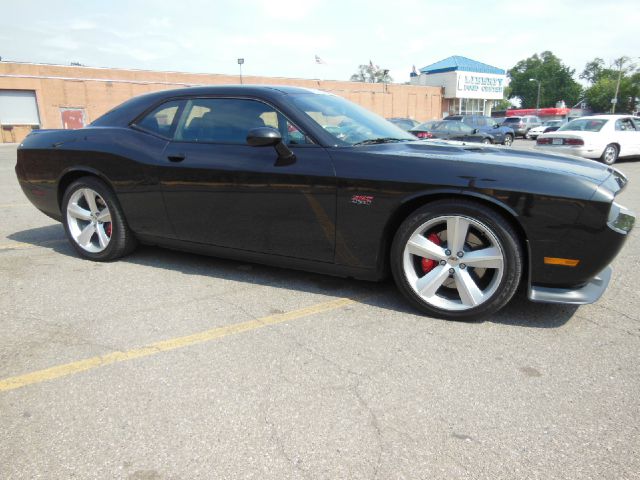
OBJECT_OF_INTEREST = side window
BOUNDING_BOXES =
[476,117,487,127]
[615,119,627,131]
[460,123,474,133]
[174,98,311,145]
[135,100,183,138]
[617,119,636,131]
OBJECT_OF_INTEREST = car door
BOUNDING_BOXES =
[444,122,466,140]
[614,117,640,156]
[457,123,482,142]
[482,116,504,142]
[160,97,336,263]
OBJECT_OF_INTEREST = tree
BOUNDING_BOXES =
[350,61,392,83]
[492,86,514,111]
[580,57,605,84]
[582,56,639,113]
[508,51,582,108]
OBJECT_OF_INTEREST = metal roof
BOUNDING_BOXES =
[419,56,505,75]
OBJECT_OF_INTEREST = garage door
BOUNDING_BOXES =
[0,90,40,125]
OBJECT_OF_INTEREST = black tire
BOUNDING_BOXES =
[390,200,523,321]
[61,176,137,261]
[601,144,619,165]
[503,134,513,146]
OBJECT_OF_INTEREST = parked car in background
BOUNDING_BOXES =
[527,120,566,139]
[443,115,515,146]
[388,117,420,131]
[410,120,496,143]
[536,115,640,164]
[503,115,542,138]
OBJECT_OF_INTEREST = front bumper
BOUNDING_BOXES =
[528,266,612,305]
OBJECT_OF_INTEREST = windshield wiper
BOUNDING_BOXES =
[353,137,411,146]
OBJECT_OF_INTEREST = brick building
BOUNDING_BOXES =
[0,62,444,143]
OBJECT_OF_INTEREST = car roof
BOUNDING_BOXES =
[91,85,325,127]
[572,114,632,120]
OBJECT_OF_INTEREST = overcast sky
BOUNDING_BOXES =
[1,0,638,83]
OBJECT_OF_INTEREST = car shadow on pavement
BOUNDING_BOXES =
[9,225,577,329]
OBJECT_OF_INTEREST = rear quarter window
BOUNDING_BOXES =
[134,100,183,138]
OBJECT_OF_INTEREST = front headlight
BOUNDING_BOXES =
[608,202,635,234]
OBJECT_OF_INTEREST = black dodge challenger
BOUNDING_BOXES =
[16,86,635,320]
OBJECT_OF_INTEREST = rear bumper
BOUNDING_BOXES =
[534,144,602,159]
[528,266,612,305]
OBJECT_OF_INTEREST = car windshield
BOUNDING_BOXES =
[289,93,415,145]
[543,120,562,126]
[558,119,607,132]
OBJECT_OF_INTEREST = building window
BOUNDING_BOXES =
[0,90,40,125]
[449,98,489,116]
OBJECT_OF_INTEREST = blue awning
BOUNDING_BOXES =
[419,56,505,75]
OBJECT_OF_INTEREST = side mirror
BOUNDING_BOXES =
[493,124,499,128]
[473,128,479,134]
[247,127,281,147]
[247,127,296,165]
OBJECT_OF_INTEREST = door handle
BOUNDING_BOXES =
[167,153,186,162]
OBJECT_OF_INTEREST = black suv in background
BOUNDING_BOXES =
[443,115,515,145]
[502,115,542,138]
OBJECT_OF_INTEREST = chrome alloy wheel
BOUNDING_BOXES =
[66,188,112,253]
[402,215,505,311]
[603,145,618,164]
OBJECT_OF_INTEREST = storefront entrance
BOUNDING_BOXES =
[449,98,490,116]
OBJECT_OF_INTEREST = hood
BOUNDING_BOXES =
[358,140,614,184]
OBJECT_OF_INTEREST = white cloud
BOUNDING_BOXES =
[69,19,97,30]
[45,36,80,51]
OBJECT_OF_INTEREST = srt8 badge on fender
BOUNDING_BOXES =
[351,195,374,206]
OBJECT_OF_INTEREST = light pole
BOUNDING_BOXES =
[383,69,389,93]
[237,58,244,84]
[529,78,541,111]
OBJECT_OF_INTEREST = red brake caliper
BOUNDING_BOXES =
[105,223,112,237]
[421,233,441,274]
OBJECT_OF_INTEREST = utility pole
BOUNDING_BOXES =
[611,56,628,113]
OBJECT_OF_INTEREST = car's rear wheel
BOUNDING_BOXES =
[390,200,523,321]
[601,144,619,165]
[62,176,137,261]
[481,138,492,145]
[503,134,513,146]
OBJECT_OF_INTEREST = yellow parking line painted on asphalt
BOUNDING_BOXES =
[0,239,67,251]
[0,297,356,393]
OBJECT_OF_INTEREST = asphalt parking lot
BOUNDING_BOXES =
[1,142,639,480]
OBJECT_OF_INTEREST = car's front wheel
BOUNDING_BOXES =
[390,200,523,320]
[601,144,619,165]
[481,138,492,144]
[62,176,137,261]
[503,134,513,146]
